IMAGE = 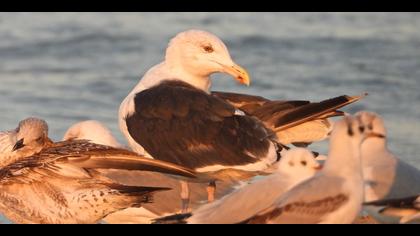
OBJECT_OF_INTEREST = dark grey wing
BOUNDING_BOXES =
[364,195,420,223]
[271,94,365,132]
[364,195,420,209]
[211,91,271,108]
[212,91,308,121]
[212,91,364,132]
[125,80,277,170]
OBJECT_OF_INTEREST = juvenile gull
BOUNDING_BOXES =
[62,120,240,223]
[153,148,321,224]
[0,139,200,224]
[238,116,368,224]
[0,119,200,223]
[355,111,420,223]
[63,121,156,224]
[118,30,364,210]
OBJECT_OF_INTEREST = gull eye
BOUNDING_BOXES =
[202,44,214,53]
[301,160,307,166]
[347,127,354,136]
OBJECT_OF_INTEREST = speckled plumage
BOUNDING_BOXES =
[0,140,199,223]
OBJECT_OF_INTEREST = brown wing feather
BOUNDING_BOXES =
[0,140,198,184]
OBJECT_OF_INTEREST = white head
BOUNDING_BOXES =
[355,111,387,147]
[276,148,322,181]
[331,115,367,144]
[12,117,50,154]
[323,115,370,174]
[164,30,250,88]
[63,120,122,148]
[354,111,389,168]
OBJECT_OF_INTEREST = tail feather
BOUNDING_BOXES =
[364,196,419,208]
[107,184,171,205]
[318,110,345,119]
[211,91,365,134]
[273,94,366,132]
[248,100,310,121]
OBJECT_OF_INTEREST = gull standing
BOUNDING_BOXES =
[118,30,364,210]
[153,148,321,224]
[355,111,420,223]
[238,116,368,224]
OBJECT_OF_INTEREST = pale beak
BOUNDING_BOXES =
[222,63,251,86]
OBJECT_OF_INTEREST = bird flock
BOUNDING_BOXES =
[1,29,419,224]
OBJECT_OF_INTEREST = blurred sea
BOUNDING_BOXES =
[1,12,420,223]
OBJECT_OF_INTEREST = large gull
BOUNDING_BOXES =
[0,118,199,224]
[118,29,364,211]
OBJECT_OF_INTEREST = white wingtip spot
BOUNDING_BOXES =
[234,109,245,116]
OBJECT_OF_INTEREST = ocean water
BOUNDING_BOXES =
[0,12,420,223]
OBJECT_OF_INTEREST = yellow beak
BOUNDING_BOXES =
[222,63,251,86]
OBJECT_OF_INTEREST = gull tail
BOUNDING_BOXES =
[364,195,420,223]
[107,184,171,206]
[273,93,368,132]
[363,195,418,207]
